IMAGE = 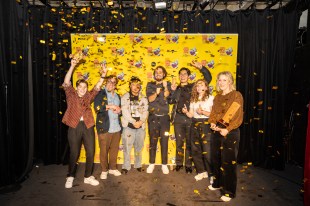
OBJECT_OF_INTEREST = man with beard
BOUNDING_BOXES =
[146,66,171,174]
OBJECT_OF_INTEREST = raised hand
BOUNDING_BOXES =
[100,62,108,77]
[191,60,202,70]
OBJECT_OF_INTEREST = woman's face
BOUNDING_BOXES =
[77,82,88,97]
[130,82,141,95]
[218,74,231,92]
[196,81,208,94]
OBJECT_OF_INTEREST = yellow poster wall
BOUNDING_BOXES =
[71,33,238,165]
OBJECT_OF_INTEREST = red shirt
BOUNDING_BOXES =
[62,84,99,129]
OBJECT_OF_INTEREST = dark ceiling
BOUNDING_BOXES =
[27,0,293,11]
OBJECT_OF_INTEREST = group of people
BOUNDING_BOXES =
[62,57,243,202]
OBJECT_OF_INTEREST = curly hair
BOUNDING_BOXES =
[190,79,210,103]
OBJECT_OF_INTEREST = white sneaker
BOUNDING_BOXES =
[208,185,220,191]
[162,165,169,174]
[220,195,232,202]
[65,177,74,188]
[194,172,208,181]
[100,171,108,179]
[146,164,155,174]
[108,169,121,176]
[84,176,99,186]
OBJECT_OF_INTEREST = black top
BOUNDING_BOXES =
[146,81,171,115]
[128,93,141,129]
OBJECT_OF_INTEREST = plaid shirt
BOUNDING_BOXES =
[62,84,99,129]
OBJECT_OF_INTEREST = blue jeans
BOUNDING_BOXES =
[122,127,146,170]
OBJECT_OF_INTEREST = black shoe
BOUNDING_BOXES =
[136,167,142,172]
[121,169,128,174]
[185,167,192,174]
[175,165,183,172]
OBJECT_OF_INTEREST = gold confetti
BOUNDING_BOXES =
[259,130,264,133]
[257,88,263,92]
[63,39,68,43]
[52,52,56,61]
[11,61,16,64]
[247,162,252,166]
[206,19,209,23]
[268,107,272,110]
[272,86,278,90]
[232,161,236,164]
[194,189,200,195]
[258,101,263,105]
[40,40,45,44]
[59,111,62,114]
[216,23,221,26]
[19,56,22,59]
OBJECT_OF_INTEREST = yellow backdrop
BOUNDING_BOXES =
[70,33,238,165]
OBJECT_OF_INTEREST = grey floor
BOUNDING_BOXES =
[0,163,304,206]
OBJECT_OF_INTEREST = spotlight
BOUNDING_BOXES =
[200,0,209,10]
[154,0,167,10]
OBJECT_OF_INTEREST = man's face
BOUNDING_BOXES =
[130,82,141,95]
[154,68,165,81]
[179,70,189,84]
[106,78,117,92]
[77,82,88,97]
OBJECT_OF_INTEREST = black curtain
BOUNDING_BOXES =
[0,0,303,188]
[0,0,31,189]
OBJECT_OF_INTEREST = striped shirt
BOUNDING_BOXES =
[62,84,99,129]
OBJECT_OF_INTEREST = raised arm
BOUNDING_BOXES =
[191,61,212,84]
[94,63,108,90]
[63,58,78,85]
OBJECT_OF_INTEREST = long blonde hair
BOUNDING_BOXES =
[190,79,210,103]
[215,71,236,92]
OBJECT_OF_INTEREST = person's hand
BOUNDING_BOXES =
[156,87,161,95]
[219,129,229,137]
[191,61,202,70]
[182,104,188,114]
[163,80,168,89]
[100,63,108,77]
[112,106,121,114]
[210,123,216,130]
[71,58,78,67]
[133,121,142,128]
[196,108,203,115]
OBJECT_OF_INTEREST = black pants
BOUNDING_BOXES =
[67,121,95,178]
[190,118,212,174]
[148,114,170,164]
[174,113,192,167]
[211,128,240,198]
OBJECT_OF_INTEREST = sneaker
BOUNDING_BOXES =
[146,164,155,174]
[100,171,108,179]
[109,169,121,176]
[208,185,220,191]
[84,176,99,186]
[162,165,169,174]
[65,177,74,188]
[175,165,183,171]
[194,172,208,181]
[220,195,232,202]
[185,166,192,174]
[121,169,128,174]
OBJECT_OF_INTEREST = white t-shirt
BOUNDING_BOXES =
[190,95,214,119]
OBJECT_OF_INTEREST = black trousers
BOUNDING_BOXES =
[174,113,192,167]
[190,118,212,174]
[211,128,240,198]
[148,114,170,164]
[67,121,95,178]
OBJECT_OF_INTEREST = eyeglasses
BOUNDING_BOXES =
[107,80,116,85]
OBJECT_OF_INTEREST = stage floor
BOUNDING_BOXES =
[0,163,303,206]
